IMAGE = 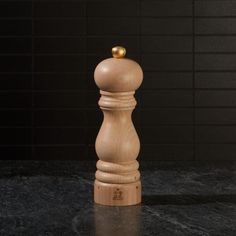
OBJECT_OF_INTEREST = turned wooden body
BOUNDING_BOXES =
[94,47,143,206]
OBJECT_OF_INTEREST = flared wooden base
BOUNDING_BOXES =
[94,180,141,206]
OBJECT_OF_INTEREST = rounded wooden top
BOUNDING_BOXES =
[94,46,143,92]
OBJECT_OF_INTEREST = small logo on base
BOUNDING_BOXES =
[113,188,123,200]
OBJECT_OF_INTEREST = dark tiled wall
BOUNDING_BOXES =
[0,0,235,161]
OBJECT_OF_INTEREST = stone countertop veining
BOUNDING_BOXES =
[0,161,235,236]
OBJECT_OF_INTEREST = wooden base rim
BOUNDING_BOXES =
[94,180,141,206]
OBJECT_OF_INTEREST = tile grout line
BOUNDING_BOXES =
[85,0,90,159]
[4,34,236,38]
[193,0,196,161]
[138,0,142,130]
[31,0,34,159]
[2,16,236,19]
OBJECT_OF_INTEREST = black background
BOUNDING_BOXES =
[1,0,236,161]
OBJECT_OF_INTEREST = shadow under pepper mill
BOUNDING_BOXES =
[94,46,143,206]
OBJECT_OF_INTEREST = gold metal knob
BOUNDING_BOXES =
[112,46,126,59]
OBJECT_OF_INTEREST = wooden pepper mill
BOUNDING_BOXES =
[94,46,143,206]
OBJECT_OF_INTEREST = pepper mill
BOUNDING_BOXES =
[94,46,143,206]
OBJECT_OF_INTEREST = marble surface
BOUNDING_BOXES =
[0,161,236,236]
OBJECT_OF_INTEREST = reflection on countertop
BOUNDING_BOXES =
[0,161,235,235]
[73,204,141,236]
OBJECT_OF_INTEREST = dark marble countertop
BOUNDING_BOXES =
[0,161,236,236]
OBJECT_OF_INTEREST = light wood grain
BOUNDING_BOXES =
[94,47,143,206]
